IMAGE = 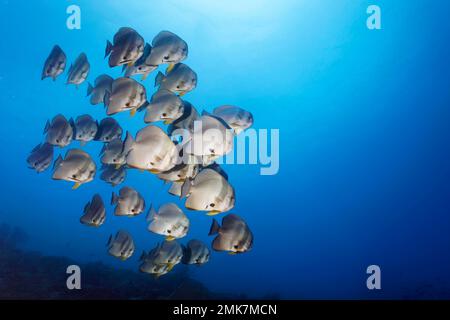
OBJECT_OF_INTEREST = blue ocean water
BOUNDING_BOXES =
[1,0,450,299]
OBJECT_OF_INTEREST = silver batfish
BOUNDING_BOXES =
[86,74,113,105]
[44,114,73,147]
[107,230,135,261]
[80,194,106,227]
[111,186,145,217]
[208,214,253,254]
[41,45,66,81]
[52,149,96,189]
[147,203,190,241]
[27,143,54,173]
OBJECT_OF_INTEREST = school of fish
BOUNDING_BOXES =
[30,27,254,277]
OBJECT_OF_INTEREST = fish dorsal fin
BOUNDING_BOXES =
[92,194,103,208]
[152,89,174,100]
[159,203,183,216]
[135,125,167,143]
[53,155,63,170]
[194,168,222,185]
[115,27,136,41]
[201,114,232,131]
[208,219,220,236]
[146,204,158,222]
[202,163,228,180]
[66,149,90,160]
[30,143,42,154]
[152,30,177,45]
[83,201,91,214]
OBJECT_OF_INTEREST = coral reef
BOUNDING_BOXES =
[0,223,228,300]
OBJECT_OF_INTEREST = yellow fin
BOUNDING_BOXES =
[178,91,186,97]
[115,164,122,169]
[228,251,237,255]
[166,63,175,73]
[166,236,176,241]
[130,109,137,117]
[149,169,160,174]
[128,61,134,67]
[72,182,81,190]
[163,119,173,125]
[166,263,175,272]
[206,210,221,216]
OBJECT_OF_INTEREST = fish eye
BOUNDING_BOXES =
[162,113,167,117]
[167,230,172,234]
[112,158,117,162]
[125,102,131,107]
[56,139,60,143]
[131,209,135,213]
[210,203,215,208]
[72,174,77,178]
[164,55,170,60]
[233,245,239,249]
[138,66,142,71]
[176,85,180,89]
[150,162,154,166]
[168,259,172,263]
[177,174,181,178]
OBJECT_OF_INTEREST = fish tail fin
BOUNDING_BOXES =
[83,201,91,214]
[122,131,134,156]
[154,71,165,87]
[106,234,113,247]
[99,143,107,156]
[146,204,157,222]
[137,101,149,112]
[53,155,63,170]
[181,245,191,264]
[208,219,220,236]
[111,192,119,205]
[180,179,191,199]
[86,82,94,96]
[105,40,113,58]
[43,120,50,134]
[139,250,147,261]
[103,90,110,107]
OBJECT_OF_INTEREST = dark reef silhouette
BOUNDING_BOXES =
[0,223,229,300]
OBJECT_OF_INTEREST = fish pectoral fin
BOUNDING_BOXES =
[72,182,81,190]
[127,61,134,67]
[178,91,186,97]
[166,236,176,241]
[206,210,221,216]
[115,164,122,169]
[130,109,137,117]
[166,63,175,73]
[148,169,160,174]
[163,119,173,125]
[228,252,237,255]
